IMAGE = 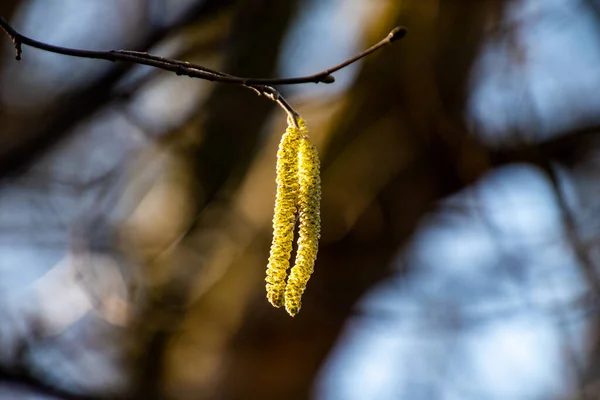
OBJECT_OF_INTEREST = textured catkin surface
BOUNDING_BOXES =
[265,119,302,307]
[285,129,321,316]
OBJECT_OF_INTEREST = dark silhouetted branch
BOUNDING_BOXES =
[0,16,405,87]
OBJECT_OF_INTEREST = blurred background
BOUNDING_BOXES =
[1,0,600,399]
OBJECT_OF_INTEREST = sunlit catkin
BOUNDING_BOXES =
[284,130,321,317]
[265,117,302,307]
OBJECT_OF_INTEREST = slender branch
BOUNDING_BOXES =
[0,16,406,86]
[257,26,408,85]
[0,15,405,135]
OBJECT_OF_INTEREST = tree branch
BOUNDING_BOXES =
[0,16,406,87]
[0,364,106,400]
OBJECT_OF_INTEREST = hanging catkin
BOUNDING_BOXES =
[265,117,302,307]
[266,116,321,316]
[284,129,321,316]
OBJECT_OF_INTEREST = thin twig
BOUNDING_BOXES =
[251,85,300,124]
[0,16,406,86]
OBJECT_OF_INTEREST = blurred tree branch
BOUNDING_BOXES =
[0,337,108,400]
[0,0,234,178]
[0,365,103,400]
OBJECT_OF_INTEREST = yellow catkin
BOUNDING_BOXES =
[265,117,303,307]
[284,129,321,317]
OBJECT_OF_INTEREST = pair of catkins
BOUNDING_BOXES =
[265,117,321,316]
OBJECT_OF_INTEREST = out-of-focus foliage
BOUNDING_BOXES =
[2,0,600,399]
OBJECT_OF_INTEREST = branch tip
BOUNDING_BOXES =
[12,36,22,60]
[388,26,408,42]
[320,75,335,84]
